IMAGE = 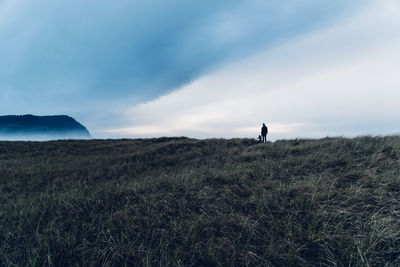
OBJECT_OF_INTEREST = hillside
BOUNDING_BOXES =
[1,137,399,266]
[0,114,91,140]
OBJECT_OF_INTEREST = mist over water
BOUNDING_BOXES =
[0,131,92,141]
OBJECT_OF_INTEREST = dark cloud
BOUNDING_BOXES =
[0,0,364,119]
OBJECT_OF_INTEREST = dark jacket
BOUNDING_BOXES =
[261,125,268,136]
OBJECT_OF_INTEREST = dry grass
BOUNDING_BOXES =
[1,136,400,266]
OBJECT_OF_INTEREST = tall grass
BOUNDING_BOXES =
[1,136,400,266]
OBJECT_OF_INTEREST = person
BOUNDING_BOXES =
[261,123,268,143]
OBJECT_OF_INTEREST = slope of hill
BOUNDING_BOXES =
[0,137,399,266]
[0,114,91,140]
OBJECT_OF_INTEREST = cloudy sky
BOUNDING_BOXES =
[1,0,399,140]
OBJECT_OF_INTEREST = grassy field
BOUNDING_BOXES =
[1,136,400,266]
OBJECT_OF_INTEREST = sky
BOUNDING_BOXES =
[1,0,399,140]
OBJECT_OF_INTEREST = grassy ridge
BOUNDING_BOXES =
[1,136,400,266]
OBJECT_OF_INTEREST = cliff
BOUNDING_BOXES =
[0,114,91,140]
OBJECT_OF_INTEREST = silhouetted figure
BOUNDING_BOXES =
[261,123,268,143]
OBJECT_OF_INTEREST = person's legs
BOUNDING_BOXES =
[262,135,266,143]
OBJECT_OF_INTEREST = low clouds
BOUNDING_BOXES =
[104,0,400,140]
[4,0,394,140]
[1,0,361,126]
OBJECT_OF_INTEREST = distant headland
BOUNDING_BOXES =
[0,114,91,140]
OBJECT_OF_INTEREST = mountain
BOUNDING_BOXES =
[0,114,91,140]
